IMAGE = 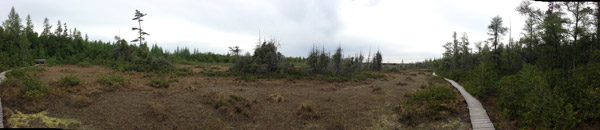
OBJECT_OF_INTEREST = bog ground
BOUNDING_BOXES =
[1,64,470,129]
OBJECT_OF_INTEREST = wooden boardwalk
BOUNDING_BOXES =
[0,69,8,128]
[434,73,495,130]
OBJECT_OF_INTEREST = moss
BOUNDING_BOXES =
[7,110,81,128]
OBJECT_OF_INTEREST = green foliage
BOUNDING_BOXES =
[229,40,288,74]
[432,2,600,128]
[395,85,459,125]
[58,75,81,87]
[149,77,178,88]
[96,75,127,88]
[24,66,45,72]
[3,68,49,101]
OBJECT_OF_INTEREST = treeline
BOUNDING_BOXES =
[229,39,383,79]
[432,1,600,129]
[0,7,267,73]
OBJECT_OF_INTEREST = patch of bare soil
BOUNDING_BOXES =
[3,65,470,129]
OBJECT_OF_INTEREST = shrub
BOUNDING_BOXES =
[97,75,127,89]
[173,67,193,76]
[297,102,320,119]
[77,61,92,67]
[24,66,46,72]
[395,85,459,125]
[58,75,82,87]
[496,64,578,129]
[22,78,48,101]
[229,40,287,74]
[3,69,49,101]
[6,68,26,78]
[149,77,178,88]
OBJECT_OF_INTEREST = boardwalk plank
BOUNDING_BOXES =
[434,72,495,130]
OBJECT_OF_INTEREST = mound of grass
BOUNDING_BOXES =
[96,75,127,90]
[149,77,179,88]
[396,82,408,86]
[147,102,167,122]
[58,75,81,87]
[269,94,285,103]
[395,85,460,126]
[68,95,91,108]
[203,92,256,118]
[372,86,383,94]
[405,77,414,81]
[297,102,320,120]
[172,68,193,76]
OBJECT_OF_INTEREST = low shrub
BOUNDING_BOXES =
[149,77,179,88]
[172,67,193,76]
[97,75,127,90]
[77,61,92,67]
[58,75,82,87]
[395,85,460,125]
[297,102,320,120]
[4,69,49,101]
[24,66,46,72]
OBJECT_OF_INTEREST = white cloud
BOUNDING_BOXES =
[0,0,551,63]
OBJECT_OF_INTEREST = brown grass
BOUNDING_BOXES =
[146,102,168,122]
[297,102,321,120]
[269,94,285,103]
[67,94,91,108]
[1,65,470,129]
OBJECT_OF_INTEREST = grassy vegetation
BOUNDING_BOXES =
[96,75,128,90]
[68,95,91,108]
[149,77,179,88]
[58,75,82,87]
[202,92,256,119]
[268,94,285,103]
[202,69,385,82]
[3,69,50,101]
[395,84,460,126]
[395,82,408,86]
[297,102,320,120]
[371,86,383,94]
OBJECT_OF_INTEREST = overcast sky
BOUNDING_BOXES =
[1,0,548,63]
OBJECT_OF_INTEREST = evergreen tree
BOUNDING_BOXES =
[332,45,342,75]
[131,9,149,45]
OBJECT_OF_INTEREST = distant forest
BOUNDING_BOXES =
[423,1,599,129]
[0,7,304,73]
